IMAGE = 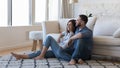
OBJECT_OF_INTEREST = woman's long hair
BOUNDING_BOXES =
[66,19,76,33]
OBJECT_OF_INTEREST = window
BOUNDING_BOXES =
[48,0,59,20]
[12,0,29,26]
[35,0,59,23]
[0,0,59,26]
[35,0,46,22]
[0,0,8,26]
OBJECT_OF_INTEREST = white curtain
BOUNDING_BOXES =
[60,0,73,18]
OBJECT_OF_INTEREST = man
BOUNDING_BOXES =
[68,14,93,64]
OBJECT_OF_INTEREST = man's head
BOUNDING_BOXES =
[76,14,88,27]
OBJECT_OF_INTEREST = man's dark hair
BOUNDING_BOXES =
[79,14,88,24]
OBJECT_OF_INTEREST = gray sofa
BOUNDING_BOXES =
[41,16,120,58]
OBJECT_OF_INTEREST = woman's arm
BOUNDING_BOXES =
[57,33,63,43]
[64,32,75,48]
[57,31,66,43]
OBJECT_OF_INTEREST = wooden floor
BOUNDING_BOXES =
[0,46,40,56]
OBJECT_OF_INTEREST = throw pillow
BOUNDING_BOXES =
[113,28,120,38]
[86,16,97,31]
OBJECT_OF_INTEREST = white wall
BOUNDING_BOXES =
[74,0,120,17]
[73,0,120,57]
[0,26,41,51]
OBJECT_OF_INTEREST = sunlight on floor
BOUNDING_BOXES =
[0,46,40,56]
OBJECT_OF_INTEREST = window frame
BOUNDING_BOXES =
[8,0,31,26]
[34,0,60,24]
[1,0,31,27]
[34,0,48,24]
[8,0,12,26]
[0,0,60,27]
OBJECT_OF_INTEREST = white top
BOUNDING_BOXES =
[59,31,74,49]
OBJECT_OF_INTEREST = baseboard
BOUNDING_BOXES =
[0,41,33,52]
[92,54,120,62]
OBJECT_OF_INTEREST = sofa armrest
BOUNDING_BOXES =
[41,21,60,41]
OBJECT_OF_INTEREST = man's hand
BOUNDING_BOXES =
[67,38,73,47]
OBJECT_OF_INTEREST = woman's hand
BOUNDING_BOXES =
[57,38,60,43]
[57,33,63,43]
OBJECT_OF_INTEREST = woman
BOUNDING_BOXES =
[11,19,76,61]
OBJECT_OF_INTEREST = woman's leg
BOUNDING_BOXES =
[11,35,57,60]
[35,46,48,59]
[11,50,42,60]
[11,50,56,60]
[57,47,72,61]
[45,36,72,61]
[35,36,60,60]
[35,36,71,61]
[11,52,29,60]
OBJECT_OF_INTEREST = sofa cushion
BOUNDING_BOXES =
[113,28,120,38]
[93,16,120,36]
[93,36,120,45]
[86,16,97,31]
[58,18,71,32]
[43,21,60,34]
[59,17,97,32]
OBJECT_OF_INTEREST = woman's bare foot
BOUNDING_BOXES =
[11,52,21,60]
[34,56,44,60]
[68,59,76,65]
[78,59,84,64]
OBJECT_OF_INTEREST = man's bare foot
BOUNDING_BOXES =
[78,59,84,64]
[34,56,44,60]
[68,59,76,65]
[11,52,21,60]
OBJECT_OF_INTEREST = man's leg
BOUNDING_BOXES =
[69,39,85,64]
[72,39,85,59]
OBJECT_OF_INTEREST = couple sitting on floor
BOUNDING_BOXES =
[11,14,93,65]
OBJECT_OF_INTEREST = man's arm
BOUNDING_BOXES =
[68,33,82,46]
[70,33,82,40]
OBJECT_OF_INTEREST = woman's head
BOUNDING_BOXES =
[66,19,76,33]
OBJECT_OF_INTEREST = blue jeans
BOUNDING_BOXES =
[28,36,71,61]
[28,50,56,58]
[28,36,92,61]
[71,39,93,61]
[57,38,93,61]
